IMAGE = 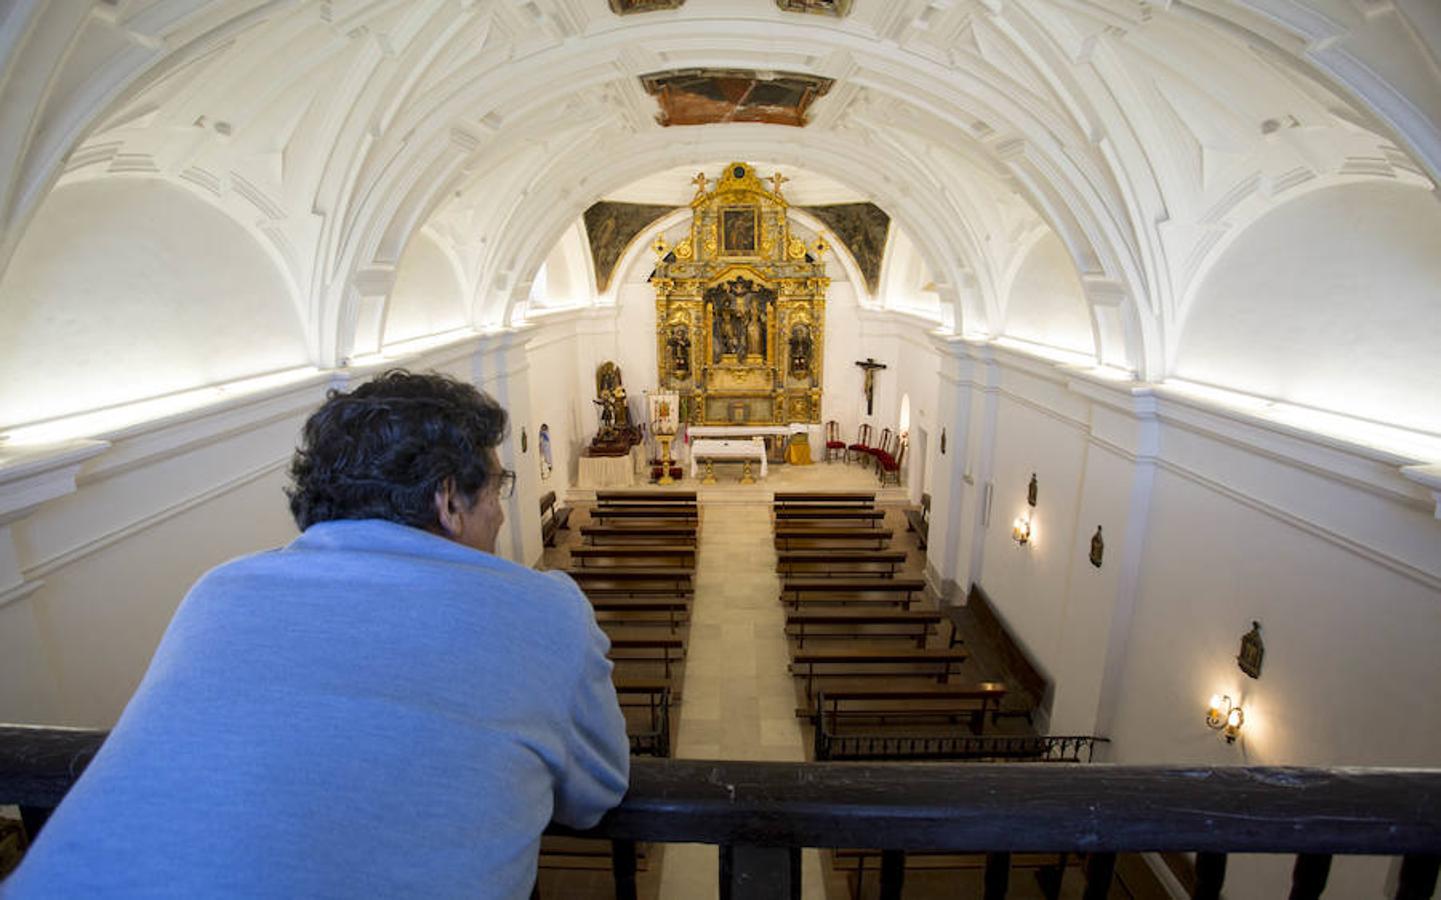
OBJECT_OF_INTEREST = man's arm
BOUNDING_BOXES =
[552,605,630,829]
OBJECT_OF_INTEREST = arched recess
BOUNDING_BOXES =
[1172,181,1441,435]
[0,176,308,430]
[459,131,993,335]
[383,228,467,346]
[529,220,598,312]
[1000,231,1095,358]
[877,225,943,321]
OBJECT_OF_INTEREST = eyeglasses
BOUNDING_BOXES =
[494,468,517,500]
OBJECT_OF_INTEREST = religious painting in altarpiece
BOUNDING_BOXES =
[652,162,828,425]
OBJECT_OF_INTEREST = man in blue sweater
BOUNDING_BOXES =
[4,370,630,898]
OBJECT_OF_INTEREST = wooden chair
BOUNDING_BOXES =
[845,423,873,465]
[865,428,894,472]
[824,420,846,462]
[877,434,907,486]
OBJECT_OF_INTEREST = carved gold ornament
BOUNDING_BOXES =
[787,237,807,259]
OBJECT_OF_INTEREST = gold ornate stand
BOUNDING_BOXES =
[702,459,717,485]
[740,459,756,484]
[657,435,675,485]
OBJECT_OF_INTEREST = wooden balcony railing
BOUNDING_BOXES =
[3,725,1439,898]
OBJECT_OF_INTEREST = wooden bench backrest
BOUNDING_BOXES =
[596,490,697,503]
[968,583,1051,717]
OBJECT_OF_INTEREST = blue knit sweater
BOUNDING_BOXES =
[4,520,630,899]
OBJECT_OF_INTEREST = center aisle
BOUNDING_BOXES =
[657,500,826,900]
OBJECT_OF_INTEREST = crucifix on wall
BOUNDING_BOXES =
[855,357,888,415]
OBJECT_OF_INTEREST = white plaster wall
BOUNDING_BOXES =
[525,320,586,494]
[928,345,1441,898]
[1106,460,1441,899]
[972,371,1091,698]
[0,340,550,725]
[1001,233,1094,356]
[1175,181,1441,434]
[0,178,309,430]
[18,467,298,725]
[384,231,467,345]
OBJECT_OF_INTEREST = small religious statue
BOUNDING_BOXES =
[855,357,887,415]
[1237,621,1264,679]
[770,171,789,197]
[789,323,812,378]
[610,385,629,429]
[692,171,709,200]
[1089,526,1104,568]
[667,324,692,379]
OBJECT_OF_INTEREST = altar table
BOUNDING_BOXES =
[690,438,768,480]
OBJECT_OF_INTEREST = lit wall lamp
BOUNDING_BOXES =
[1205,694,1246,744]
[1011,473,1038,546]
[1011,516,1032,545]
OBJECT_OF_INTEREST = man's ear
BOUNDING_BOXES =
[434,479,462,537]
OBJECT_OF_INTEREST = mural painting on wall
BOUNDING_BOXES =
[775,0,853,15]
[651,162,829,425]
[640,69,834,127]
[609,0,685,12]
[802,202,890,294]
[583,202,674,293]
[539,424,553,480]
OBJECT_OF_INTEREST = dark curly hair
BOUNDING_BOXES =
[286,369,508,531]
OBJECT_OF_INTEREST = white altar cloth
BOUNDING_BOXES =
[690,438,768,480]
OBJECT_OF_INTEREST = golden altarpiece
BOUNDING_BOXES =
[651,162,828,425]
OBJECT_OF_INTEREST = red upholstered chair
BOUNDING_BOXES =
[878,434,907,485]
[824,420,846,462]
[866,427,894,471]
[845,423,873,465]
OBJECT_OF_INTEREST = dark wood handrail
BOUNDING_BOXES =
[5,726,1440,896]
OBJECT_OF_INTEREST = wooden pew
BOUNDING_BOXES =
[540,490,571,547]
[774,528,892,550]
[784,609,941,648]
[802,683,1009,735]
[773,491,875,508]
[774,508,886,527]
[565,568,694,592]
[788,647,969,698]
[614,678,672,758]
[570,546,696,568]
[969,584,1051,725]
[606,632,686,679]
[582,525,697,546]
[590,506,699,523]
[595,490,697,505]
[904,492,931,550]
[776,550,907,578]
[780,577,926,608]
[590,596,691,632]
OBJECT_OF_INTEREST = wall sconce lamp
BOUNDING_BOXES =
[1011,472,1038,546]
[1205,694,1245,743]
[1011,516,1032,545]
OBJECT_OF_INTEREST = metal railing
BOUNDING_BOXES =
[3,725,1439,899]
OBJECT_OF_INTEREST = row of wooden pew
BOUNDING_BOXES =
[768,493,1009,759]
[537,491,699,891]
[564,490,699,757]
[769,493,1115,898]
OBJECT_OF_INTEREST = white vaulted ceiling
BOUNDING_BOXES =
[0,0,1438,434]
